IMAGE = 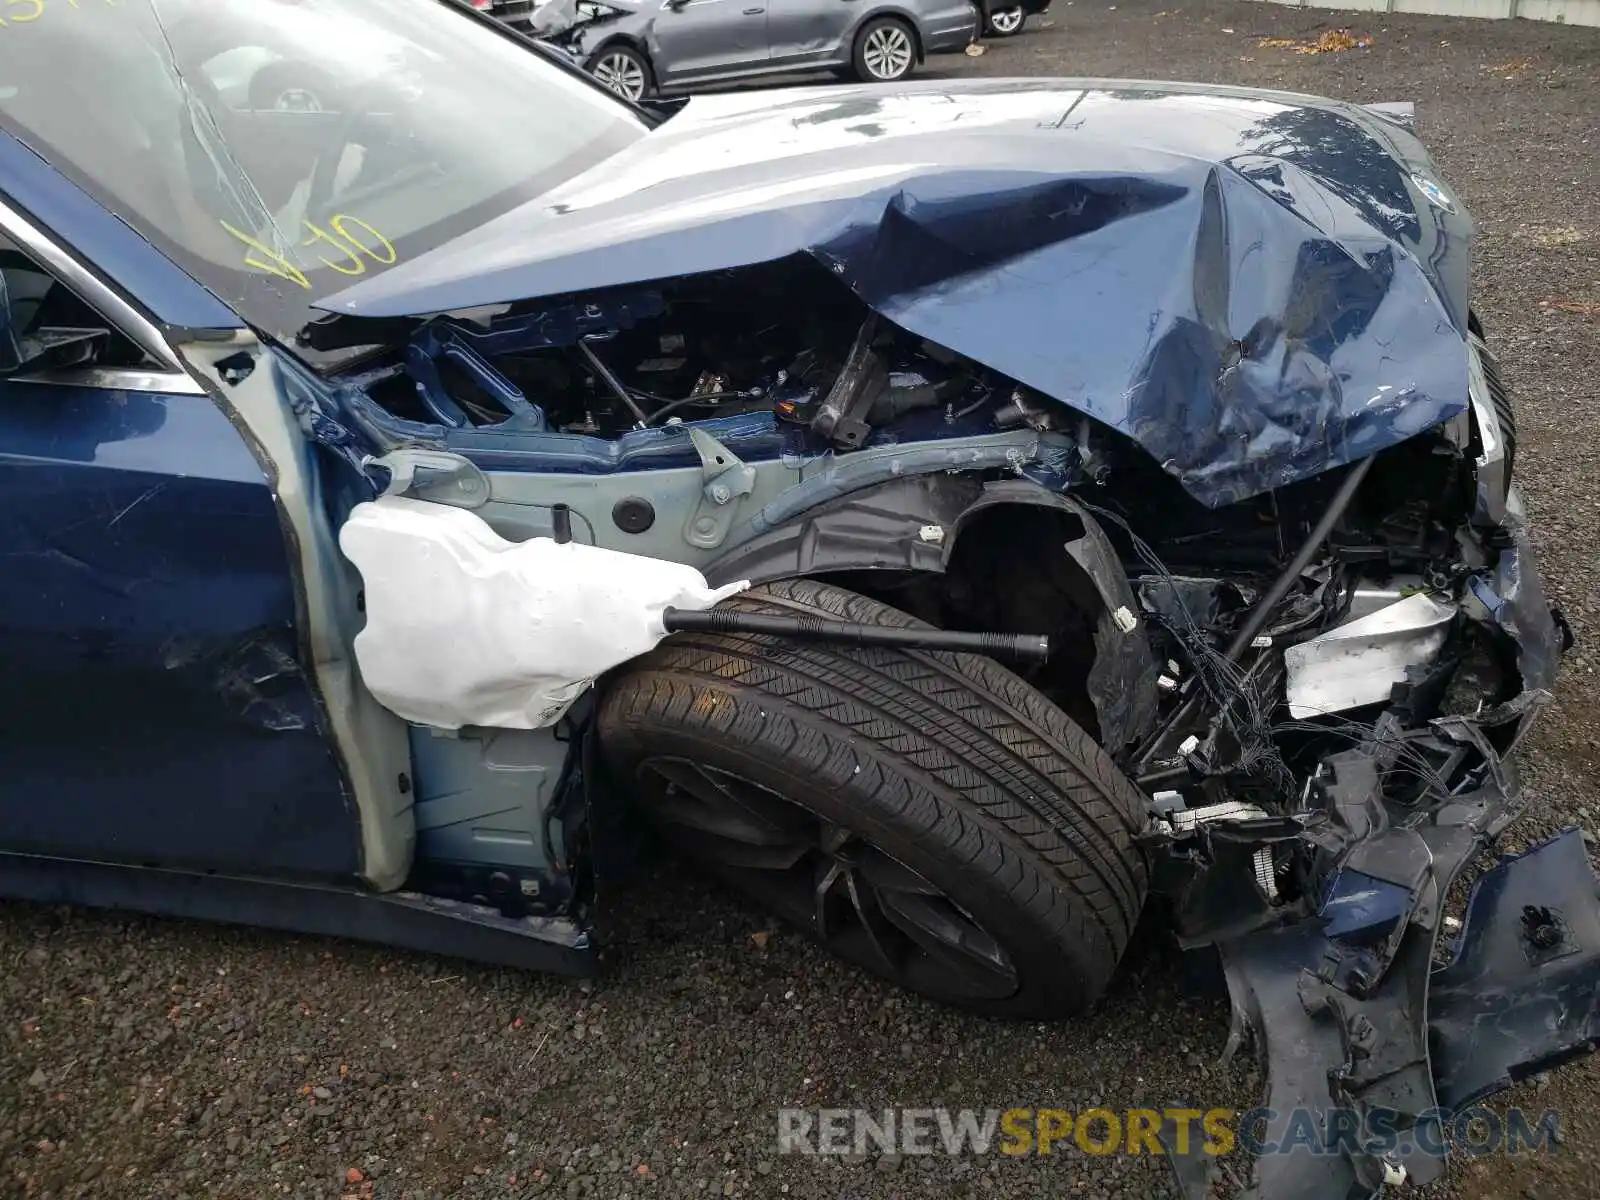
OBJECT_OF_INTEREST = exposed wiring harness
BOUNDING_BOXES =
[1078,499,1459,804]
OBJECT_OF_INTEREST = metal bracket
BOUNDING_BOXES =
[683,427,755,550]
[363,448,491,509]
[406,322,547,432]
[810,313,886,449]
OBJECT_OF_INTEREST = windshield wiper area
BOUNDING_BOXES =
[298,313,423,357]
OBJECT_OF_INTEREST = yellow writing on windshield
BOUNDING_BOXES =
[221,216,400,290]
[330,216,398,265]
[0,0,121,30]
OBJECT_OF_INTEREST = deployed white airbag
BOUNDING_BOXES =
[339,497,748,730]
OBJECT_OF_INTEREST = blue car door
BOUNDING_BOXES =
[0,192,359,882]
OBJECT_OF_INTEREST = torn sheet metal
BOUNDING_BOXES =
[320,79,1473,507]
[339,497,746,729]
[1344,573,1427,623]
[1283,591,1456,718]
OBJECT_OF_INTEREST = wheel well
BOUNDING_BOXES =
[701,479,1162,751]
[817,505,1118,739]
[587,34,650,68]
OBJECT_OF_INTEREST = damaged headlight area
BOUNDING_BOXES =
[1117,433,1586,1192]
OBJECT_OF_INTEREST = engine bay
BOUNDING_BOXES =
[337,257,1052,451]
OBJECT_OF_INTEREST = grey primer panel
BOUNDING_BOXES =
[409,725,571,872]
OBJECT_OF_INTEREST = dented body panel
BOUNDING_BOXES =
[0,372,357,879]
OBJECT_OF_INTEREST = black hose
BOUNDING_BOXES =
[661,608,1051,662]
[1222,456,1374,663]
[642,391,749,426]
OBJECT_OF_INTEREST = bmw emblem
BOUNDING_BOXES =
[1412,174,1455,213]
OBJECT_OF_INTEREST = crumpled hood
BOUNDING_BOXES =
[529,0,644,38]
[320,78,1476,506]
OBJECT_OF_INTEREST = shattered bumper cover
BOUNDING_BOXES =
[1172,511,1593,1198]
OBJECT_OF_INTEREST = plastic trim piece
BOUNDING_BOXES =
[8,365,206,396]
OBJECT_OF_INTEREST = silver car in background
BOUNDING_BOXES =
[527,0,980,99]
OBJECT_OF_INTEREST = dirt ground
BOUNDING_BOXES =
[3,4,1599,1199]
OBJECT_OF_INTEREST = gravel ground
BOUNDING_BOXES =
[4,5,1599,1199]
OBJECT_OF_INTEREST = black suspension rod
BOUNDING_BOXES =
[661,608,1051,662]
[1222,455,1375,663]
[1133,454,1376,776]
[577,338,650,427]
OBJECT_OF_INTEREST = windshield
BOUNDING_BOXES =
[0,0,648,343]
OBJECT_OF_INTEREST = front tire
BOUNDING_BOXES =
[986,5,1026,35]
[852,17,918,83]
[597,579,1150,1017]
[587,44,653,101]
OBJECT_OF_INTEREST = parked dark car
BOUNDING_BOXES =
[498,0,1039,44]
[0,1,1590,1197]
[529,0,981,98]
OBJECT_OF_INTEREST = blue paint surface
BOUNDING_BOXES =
[0,131,242,332]
[0,377,357,879]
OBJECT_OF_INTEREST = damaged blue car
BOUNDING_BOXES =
[0,0,1590,1195]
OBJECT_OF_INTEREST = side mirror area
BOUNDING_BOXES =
[0,271,21,374]
[0,266,110,377]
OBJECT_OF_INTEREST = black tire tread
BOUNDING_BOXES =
[598,579,1149,1013]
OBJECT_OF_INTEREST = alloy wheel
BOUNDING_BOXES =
[591,52,647,100]
[861,25,914,80]
[988,6,1024,34]
[638,757,1020,1002]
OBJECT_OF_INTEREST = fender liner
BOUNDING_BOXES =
[703,475,1160,747]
